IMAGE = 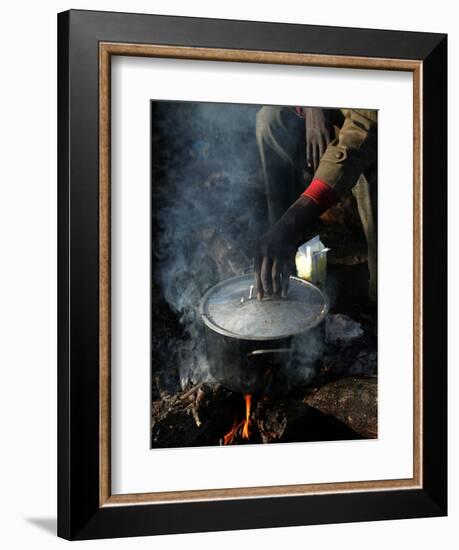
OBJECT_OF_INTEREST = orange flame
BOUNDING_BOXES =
[242,394,251,439]
[223,415,241,446]
[223,394,252,445]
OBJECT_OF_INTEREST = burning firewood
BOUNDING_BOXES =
[151,383,366,448]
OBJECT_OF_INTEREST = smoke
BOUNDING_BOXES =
[151,101,330,392]
[287,327,325,387]
[152,101,266,387]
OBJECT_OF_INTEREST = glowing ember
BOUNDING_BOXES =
[223,394,252,445]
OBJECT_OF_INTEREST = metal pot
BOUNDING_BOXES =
[199,274,328,395]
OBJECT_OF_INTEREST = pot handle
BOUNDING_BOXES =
[246,348,292,359]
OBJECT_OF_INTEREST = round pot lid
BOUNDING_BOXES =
[199,274,328,341]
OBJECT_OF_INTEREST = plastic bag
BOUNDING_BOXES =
[295,235,330,288]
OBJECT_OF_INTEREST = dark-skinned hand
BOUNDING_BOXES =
[254,196,319,300]
[304,108,333,173]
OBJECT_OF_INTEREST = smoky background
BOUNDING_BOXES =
[151,101,266,391]
[150,100,339,397]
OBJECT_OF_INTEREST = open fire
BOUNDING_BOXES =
[223,394,252,445]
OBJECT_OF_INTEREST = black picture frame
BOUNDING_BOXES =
[58,9,447,540]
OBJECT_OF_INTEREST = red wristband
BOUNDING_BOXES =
[302,178,338,212]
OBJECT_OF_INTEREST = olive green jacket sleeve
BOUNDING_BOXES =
[314,109,378,196]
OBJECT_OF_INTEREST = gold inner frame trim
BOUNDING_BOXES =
[99,42,423,507]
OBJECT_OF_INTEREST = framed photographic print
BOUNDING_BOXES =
[58,9,447,540]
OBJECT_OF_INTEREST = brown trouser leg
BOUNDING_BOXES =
[256,106,306,225]
[352,171,378,301]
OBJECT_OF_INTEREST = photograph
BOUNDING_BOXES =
[53,9,447,540]
[150,100,378,448]
[0,0,454,545]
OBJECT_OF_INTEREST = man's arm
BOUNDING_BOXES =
[312,109,377,196]
[254,109,377,300]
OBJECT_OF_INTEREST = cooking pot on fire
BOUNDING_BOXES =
[199,274,328,395]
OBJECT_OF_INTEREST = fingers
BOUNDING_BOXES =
[254,256,263,301]
[306,140,312,170]
[281,259,294,298]
[260,257,273,296]
[312,134,331,172]
[255,256,294,300]
[318,136,326,162]
[272,259,281,296]
[312,143,319,173]
[255,255,275,300]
